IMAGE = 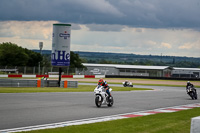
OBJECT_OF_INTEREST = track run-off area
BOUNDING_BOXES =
[0,78,199,132]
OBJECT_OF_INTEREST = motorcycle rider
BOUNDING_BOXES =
[124,80,129,86]
[98,79,111,97]
[186,81,194,93]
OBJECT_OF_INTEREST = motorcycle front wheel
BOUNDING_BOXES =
[95,96,102,107]
[189,92,195,100]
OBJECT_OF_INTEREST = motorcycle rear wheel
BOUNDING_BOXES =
[107,96,114,107]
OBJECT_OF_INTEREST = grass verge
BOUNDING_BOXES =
[0,85,152,93]
[22,107,199,133]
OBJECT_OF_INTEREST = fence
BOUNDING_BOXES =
[0,66,199,80]
[0,66,86,75]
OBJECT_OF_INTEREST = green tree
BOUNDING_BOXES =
[0,42,42,66]
[70,51,85,68]
[24,48,43,66]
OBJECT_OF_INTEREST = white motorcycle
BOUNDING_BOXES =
[94,85,114,107]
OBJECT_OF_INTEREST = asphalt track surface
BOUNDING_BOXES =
[0,83,199,130]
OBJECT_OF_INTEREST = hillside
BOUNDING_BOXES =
[32,50,200,68]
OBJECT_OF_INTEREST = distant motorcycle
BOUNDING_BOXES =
[94,85,114,107]
[187,86,198,100]
[122,81,133,87]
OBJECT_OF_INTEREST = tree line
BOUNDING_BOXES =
[0,42,85,69]
[1,42,199,68]
[82,57,200,68]
[76,51,200,68]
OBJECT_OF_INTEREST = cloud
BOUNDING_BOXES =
[71,24,82,30]
[86,24,125,32]
[0,37,51,50]
[179,40,200,50]
[0,0,200,29]
[161,42,172,49]
[76,0,125,17]
[146,40,157,46]
[0,21,200,57]
[179,43,192,49]
[0,21,58,40]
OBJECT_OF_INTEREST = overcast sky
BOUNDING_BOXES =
[0,0,200,57]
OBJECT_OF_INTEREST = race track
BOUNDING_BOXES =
[0,84,199,130]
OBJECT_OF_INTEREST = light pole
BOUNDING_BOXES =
[39,42,43,75]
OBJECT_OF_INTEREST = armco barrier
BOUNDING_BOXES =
[0,79,37,87]
[39,80,78,88]
[73,75,84,78]
[62,75,73,78]
[1,74,199,80]
[0,79,77,88]
[22,75,36,78]
[8,75,22,78]
[0,75,8,77]
[39,79,59,87]
[60,81,78,88]
[0,75,105,78]
[85,75,95,78]
[36,75,49,78]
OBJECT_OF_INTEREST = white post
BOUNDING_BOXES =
[191,116,200,133]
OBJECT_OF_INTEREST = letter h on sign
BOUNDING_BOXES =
[57,51,66,60]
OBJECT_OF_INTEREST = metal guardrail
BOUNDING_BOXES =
[41,79,59,87]
[0,79,37,87]
[60,81,78,88]
[0,79,78,88]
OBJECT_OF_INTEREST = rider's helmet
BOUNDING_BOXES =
[187,81,191,85]
[98,79,104,86]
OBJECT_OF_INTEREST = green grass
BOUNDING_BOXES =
[22,107,200,133]
[0,85,152,93]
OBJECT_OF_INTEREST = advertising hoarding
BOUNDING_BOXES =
[51,24,71,66]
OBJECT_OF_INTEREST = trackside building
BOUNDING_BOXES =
[172,67,200,78]
[80,63,200,79]
[81,63,172,77]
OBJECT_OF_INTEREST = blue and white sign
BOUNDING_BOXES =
[51,24,71,66]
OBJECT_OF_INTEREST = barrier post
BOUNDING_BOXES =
[37,80,41,87]
[64,80,68,88]
[191,116,200,133]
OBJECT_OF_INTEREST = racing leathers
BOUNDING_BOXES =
[98,79,111,96]
[186,82,195,93]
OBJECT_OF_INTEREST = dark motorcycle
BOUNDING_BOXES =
[122,81,133,87]
[187,86,198,100]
